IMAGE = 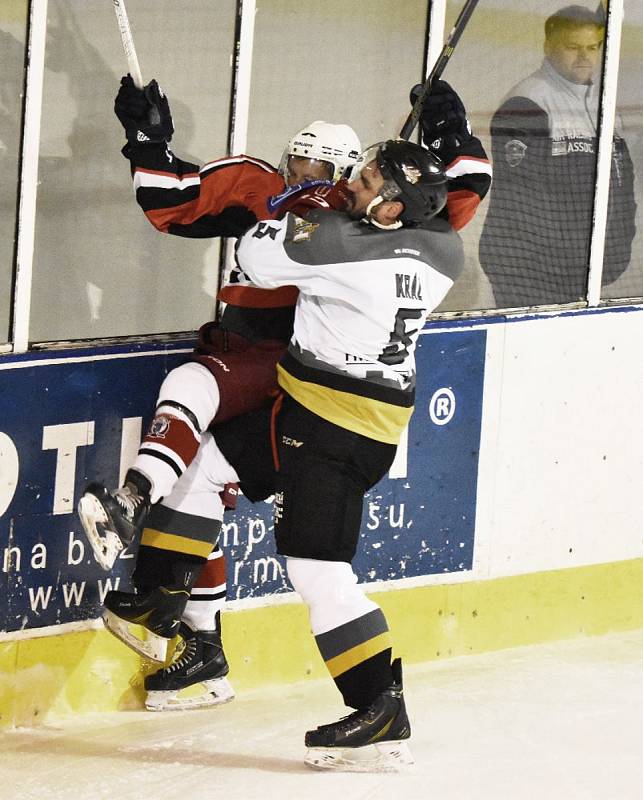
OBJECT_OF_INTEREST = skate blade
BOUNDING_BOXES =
[78,494,123,571]
[304,740,414,773]
[145,677,236,711]
[102,609,170,662]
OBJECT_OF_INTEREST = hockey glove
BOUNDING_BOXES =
[114,74,174,144]
[410,79,472,158]
[267,178,351,218]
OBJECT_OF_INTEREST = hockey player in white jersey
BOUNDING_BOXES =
[204,139,464,771]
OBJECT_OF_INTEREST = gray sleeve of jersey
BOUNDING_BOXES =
[282,210,351,266]
[283,211,464,277]
[281,210,464,290]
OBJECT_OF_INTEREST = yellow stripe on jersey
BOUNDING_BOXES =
[324,632,393,678]
[277,365,413,444]
[140,528,213,558]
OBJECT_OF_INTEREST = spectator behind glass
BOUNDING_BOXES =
[479,4,636,308]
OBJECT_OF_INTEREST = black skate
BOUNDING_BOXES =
[103,586,189,662]
[304,658,414,772]
[78,471,151,570]
[144,623,235,711]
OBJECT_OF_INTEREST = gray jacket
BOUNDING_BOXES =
[479,58,636,307]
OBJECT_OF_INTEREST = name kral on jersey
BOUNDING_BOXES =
[396,272,423,301]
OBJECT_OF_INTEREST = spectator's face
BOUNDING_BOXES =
[545,25,604,84]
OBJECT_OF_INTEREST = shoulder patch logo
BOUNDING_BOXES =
[292,218,319,243]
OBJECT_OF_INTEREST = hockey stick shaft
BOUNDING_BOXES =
[113,0,144,89]
[399,0,480,140]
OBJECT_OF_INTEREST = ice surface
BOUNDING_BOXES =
[3,629,643,800]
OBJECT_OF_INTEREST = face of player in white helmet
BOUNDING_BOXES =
[280,121,361,186]
[283,155,334,187]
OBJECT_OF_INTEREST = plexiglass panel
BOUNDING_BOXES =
[246,0,428,171]
[602,0,643,300]
[13,0,642,344]
[0,1,28,344]
[438,0,608,312]
[29,0,235,342]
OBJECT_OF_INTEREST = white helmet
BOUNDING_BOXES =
[280,120,361,183]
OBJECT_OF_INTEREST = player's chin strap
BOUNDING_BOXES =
[365,196,403,230]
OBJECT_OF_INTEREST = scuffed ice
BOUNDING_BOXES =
[3,631,643,799]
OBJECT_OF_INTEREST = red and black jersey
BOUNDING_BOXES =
[123,141,296,327]
[124,141,285,238]
[124,137,491,240]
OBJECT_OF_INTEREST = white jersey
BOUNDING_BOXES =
[235,210,463,443]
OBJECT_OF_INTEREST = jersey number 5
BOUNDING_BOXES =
[379,308,425,366]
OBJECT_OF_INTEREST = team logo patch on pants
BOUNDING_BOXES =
[281,435,304,448]
[149,414,172,438]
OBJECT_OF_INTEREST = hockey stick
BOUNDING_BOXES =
[112,0,161,123]
[399,0,481,140]
[113,0,144,88]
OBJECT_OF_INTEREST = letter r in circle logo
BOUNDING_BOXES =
[429,388,456,426]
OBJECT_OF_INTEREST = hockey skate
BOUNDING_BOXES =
[102,586,189,662]
[304,658,414,773]
[78,472,150,570]
[144,624,235,711]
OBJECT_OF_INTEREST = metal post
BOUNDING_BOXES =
[586,0,624,306]
[12,0,49,353]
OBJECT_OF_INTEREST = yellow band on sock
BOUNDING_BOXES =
[140,528,213,558]
[324,631,392,678]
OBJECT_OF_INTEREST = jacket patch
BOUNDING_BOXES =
[505,138,527,167]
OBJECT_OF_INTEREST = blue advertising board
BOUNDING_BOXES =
[0,328,485,633]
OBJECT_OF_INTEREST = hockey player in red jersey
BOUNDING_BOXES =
[79,76,362,709]
[78,75,491,712]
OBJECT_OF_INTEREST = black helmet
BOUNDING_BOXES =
[352,140,448,227]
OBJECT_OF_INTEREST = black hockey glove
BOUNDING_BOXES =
[410,79,472,158]
[114,74,174,144]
